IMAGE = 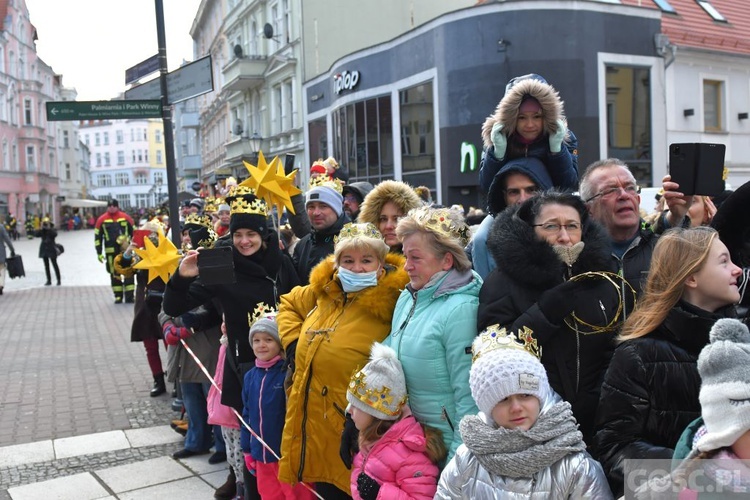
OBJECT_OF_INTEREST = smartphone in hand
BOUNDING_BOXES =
[668,143,726,196]
[197,246,236,285]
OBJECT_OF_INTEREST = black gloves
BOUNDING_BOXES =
[537,279,588,325]
[339,413,360,469]
[356,472,381,500]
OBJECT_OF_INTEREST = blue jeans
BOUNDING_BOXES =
[181,382,225,452]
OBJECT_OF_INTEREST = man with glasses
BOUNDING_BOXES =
[579,158,689,299]
[469,156,553,278]
[341,181,374,222]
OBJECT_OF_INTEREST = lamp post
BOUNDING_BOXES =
[249,132,263,161]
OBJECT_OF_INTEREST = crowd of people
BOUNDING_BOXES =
[67,72,750,500]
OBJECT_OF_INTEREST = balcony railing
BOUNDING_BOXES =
[224,137,256,162]
[182,154,202,171]
[221,56,267,92]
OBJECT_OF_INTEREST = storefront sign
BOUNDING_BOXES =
[334,70,360,94]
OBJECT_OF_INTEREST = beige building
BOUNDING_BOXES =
[189,0,472,194]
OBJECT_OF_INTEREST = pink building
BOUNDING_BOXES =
[0,0,62,226]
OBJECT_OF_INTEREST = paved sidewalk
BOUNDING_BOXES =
[0,230,231,499]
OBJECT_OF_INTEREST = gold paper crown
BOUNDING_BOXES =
[205,202,218,213]
[348,370,407,418]
[472,324,541,362]
[334,222,383,244]
[229,189,268,217]
[194,227,218,249]
[308,175,344,193]
[183,213,213,229]
[226,185,256,199]
[412,207,471,247]
[247,302,278,327]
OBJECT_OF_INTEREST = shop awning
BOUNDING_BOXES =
[62,199,109,208]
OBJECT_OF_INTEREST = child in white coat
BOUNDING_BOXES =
[435,325,612,499]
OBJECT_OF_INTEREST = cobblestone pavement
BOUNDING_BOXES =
[0,229,230,499]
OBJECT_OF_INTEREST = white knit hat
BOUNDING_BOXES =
[696,318,750,452]
[470,326,549,417]
[346,343,407,421]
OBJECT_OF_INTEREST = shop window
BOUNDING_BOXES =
[605,65,652,184]
[399,82,436,192]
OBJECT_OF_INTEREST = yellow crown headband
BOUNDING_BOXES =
[308,175,344,193]
[247,302,278,327]
[334,222,384,244]
[411,207,471,247]
[227,185,256,199]
[183,213,213,229]
[230,195,268,217]
[348,370,407,418]
[472,324,541,362]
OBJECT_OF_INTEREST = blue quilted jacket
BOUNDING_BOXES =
[383,269,482,460]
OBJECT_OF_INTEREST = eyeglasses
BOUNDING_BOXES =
[343,194,358,203]
[503,186,539,197]
[532,222,582,233]
[585,184,641,203]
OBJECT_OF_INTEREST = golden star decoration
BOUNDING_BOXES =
[133,230,181,284]
[239,150,301,215]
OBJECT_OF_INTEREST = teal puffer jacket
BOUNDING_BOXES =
[384,269,482,460]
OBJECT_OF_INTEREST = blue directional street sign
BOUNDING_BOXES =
[125,54,160,85]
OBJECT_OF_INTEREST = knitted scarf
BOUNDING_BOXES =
[459,400,585,478]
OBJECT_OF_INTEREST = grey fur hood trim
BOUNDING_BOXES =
[482,79,567,149]
[358,180,423,227]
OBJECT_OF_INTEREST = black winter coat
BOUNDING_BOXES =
[130,270,165,342]
[292,212,348,285]
[38,227,58,259]
[592,302,735,496]
[478,204,619,444]
[611,225,658,309]
[162,231,299,410]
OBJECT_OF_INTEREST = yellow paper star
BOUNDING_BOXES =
[239,151,302,215]
[133,230,181,284]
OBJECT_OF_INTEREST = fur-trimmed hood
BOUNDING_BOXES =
[358,180,423,227]
[482,78,567,149]
[307,252,408,324]
[488,204,614,289]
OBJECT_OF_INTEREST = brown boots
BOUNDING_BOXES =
[214,468,236,500]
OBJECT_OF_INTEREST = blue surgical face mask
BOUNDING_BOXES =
[337,266,379,293]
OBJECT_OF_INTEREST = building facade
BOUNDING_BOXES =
[303,1,667,207]
[0,0,62,223]
[85,118,167,209]
[621,0,750,187]
[56,86,91,207]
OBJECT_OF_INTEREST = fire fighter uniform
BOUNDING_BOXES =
[94,205,134,303]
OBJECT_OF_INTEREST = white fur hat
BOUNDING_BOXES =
[346,343,407,421]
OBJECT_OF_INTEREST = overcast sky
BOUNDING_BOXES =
[25,0,202,101]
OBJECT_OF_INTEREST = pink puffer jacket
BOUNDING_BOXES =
[351,414,439,500]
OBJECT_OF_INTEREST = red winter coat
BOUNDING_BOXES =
[351,412,439,500]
